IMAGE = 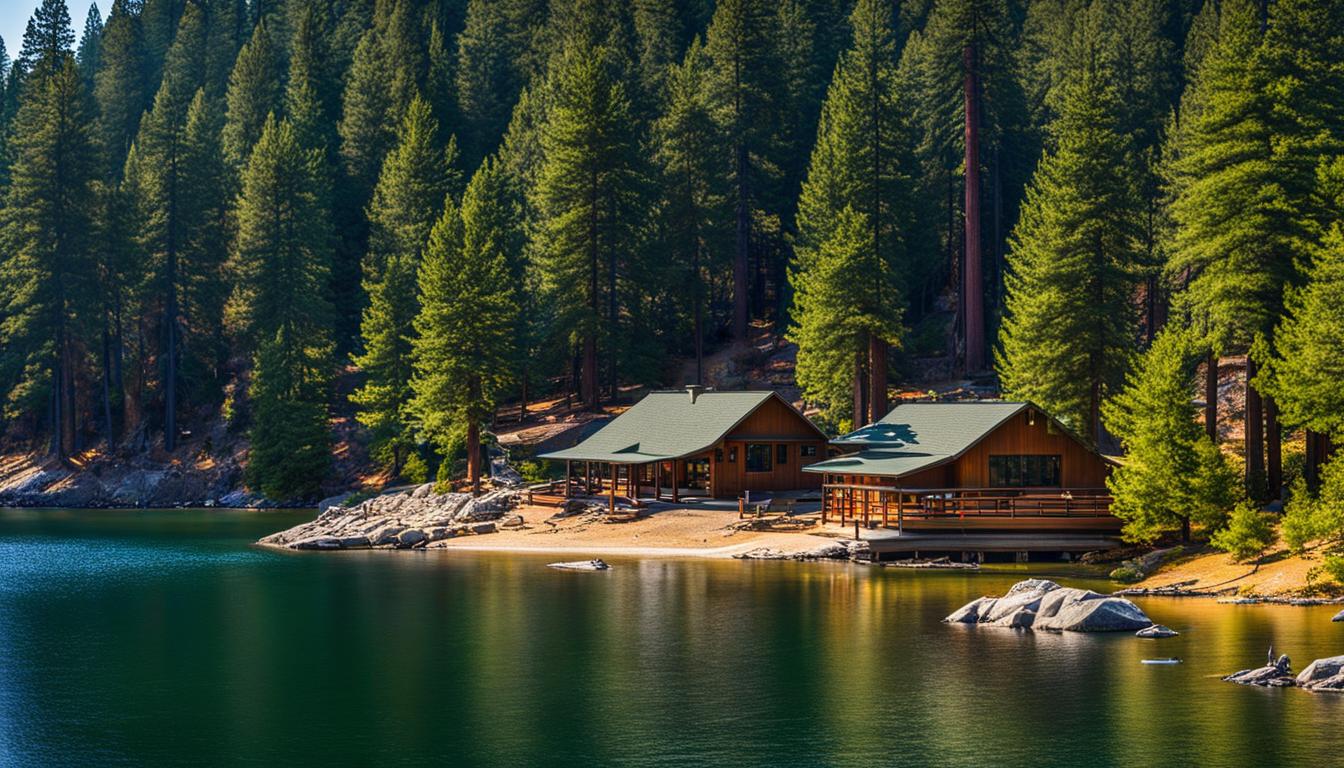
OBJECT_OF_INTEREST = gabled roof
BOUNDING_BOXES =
[539,390,825,464]
[803,401,1087,478]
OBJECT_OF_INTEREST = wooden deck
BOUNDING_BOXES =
[822,483,1119,533]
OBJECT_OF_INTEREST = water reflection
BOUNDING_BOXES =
[0,509,1340,767]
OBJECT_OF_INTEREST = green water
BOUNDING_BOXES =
[1,508,1341,767]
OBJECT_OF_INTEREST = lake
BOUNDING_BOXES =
[1,508,1341,767]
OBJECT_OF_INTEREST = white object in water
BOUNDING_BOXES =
[1141,658,1182,665]
[547,559,610,571]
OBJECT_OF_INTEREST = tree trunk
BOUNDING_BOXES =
[1265,395,1281,500]
[962,43,985,374]
[1181,515,1191,544]
[1245,356,1265,499]
[102,320,114,447]
[581,335,597,410]
[519,372,528,423]
[165,256,177,452]
[466,420,481,496]
[733,142,750,343]
[868,334,887,424]
[853,334,868,428]
[1204,351,1218,441]
[693,242,704,385]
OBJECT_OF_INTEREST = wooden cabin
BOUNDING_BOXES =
[804,401,1120,532]
[537,387,828,508]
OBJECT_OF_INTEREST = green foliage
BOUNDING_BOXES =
[351,97,453,473]
[1211,501,1277,562]
[1322,556,1344,586]
[232,117,334,499]
[221,20,281,174]
[410,160,518,469]
[1104,327,1242,543]
[1108,564,1143,583]
[1282,454,1344,552]
[998,9,1144,442]
[93,0,147,176]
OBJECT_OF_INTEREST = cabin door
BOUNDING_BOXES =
[685,459,710,491]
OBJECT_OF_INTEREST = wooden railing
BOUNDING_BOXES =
[821,484,1113,531]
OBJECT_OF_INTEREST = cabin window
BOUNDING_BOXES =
[777,444,788,464]
[746,444,772,473]
[728,447,737,463]
[801,445,818,458]
[989,455,1062,487]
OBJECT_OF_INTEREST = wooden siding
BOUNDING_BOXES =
[951,411,1109,488]
[708,396,827,497]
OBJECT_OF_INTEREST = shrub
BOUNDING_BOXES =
[1108,565,1143,583]
[1322,556,1344,585]
[1210,501,1277,562]
[402,453,430,484]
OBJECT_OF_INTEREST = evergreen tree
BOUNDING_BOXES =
[232,117,333,500]
[1262,221,1344,440]
[410,162,518,494]
[92,0,147,176]
[532,44,643,410]
[455,0,526,168]
[632,0,683,101]
[1103,327,1241,543]
[791,0,924,425]
[221,20,281,175]
[704,0,780,343]
[139,0,180,90]
[132,2,208,451]
[0,57,98,458]
[350,97,452,475]
[652,38,728,386]
[177,90,231,394]
[997,15,1145,443]
[76,2,102,90]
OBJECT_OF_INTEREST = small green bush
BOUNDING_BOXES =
[402,453,430,484]
[1322,555,1344,585]
[1210,501,1276,562]
[1109,565,1143,583]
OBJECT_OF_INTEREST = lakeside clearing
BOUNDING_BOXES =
[1134,539,1344,600]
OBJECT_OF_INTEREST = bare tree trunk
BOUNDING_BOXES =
[581,335,597,411]
[1245,356,1265,499]
[102,320,114,447]
[1265,395,1282,499]
[1204,351,1218,441]
[467,420,481,496]
[868,334,887,424]
[853,333,868,428]
[962,43,985,374]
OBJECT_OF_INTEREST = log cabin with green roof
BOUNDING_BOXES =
[537,387,829,510]
[806,401,1120,532]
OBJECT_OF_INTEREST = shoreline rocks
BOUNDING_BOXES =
[547,559,610,571]
[1224,654,1344,692]
[945,579,1154,632]
[733,540,868,562]
[257,485,517,550]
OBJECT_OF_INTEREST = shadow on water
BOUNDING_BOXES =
[0,508,1341,767]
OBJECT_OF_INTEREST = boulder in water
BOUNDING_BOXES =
[1332,609,1344,623]
[944,579,1153,632]
[1297,655,1344,692]
[1136,624,1179,638]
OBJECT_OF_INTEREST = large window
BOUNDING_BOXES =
[746,444,773,473]
[989,455,1061,487]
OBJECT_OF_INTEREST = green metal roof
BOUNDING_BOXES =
[803,401,1030,478]
[539,390,823,464]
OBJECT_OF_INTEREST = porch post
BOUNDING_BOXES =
[564,460,572,497]
[654,462,662,501]
[672,459,680,503]
[609,463,617,513]
[585,461,592,493]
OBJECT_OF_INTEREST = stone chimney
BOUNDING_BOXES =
[686,384,706,403]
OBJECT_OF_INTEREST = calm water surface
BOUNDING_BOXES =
[1,508,1341,767]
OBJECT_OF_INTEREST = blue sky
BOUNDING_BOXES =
[1,0,97,62]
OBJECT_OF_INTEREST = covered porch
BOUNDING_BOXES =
[527,455,715,511]
[820,480,1117,533]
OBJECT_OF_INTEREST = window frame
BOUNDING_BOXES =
[988,454,1062,488]
[745,443,773,473]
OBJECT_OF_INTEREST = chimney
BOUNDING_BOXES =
[686,384,705,404]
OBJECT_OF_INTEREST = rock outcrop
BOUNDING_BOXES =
[944,579,1154,632]
[257,485,517,550]
[1333,609,1344,623]
[547,559,610,571]
[1224,657,1296,688]
[1135,624,1179,638]
[1296,655,1344,691]
[732,539,868,562]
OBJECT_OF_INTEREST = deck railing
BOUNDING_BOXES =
[821,484,1113,531]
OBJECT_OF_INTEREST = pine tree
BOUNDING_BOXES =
[221,20,281,175]
[0,56,98,458]
[76,2,102,90]
[704,0,780,343]
[652,38,728,386]
[177,90,231,395]
[532,44,643,410]
[632,0,683,101]
[455,0,526,168]
[350,97,452,475]
[92,0,147,176]
[410,162,518,494]
[132,2,207,451]
[1262,221,1344,440]
[139,0,180,90]
[791,0,924,425]
[1103,327,1241,543]
[997,14,1145,443]
[232,117,333,500]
